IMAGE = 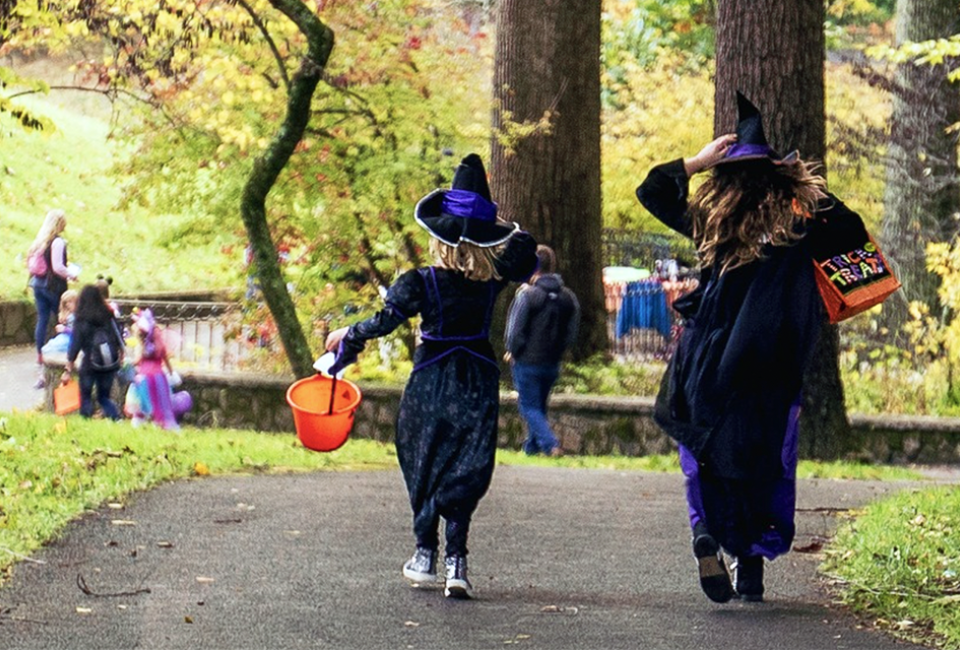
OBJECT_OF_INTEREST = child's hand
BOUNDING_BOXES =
[684,134,737,175]
[55,324,65,333]
[325,327,349,352]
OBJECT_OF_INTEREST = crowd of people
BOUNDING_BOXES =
[27,210,190,431]
[23,92,874,608]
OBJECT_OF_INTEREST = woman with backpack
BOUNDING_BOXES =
[26,209,77,387]
[62,285,124,420]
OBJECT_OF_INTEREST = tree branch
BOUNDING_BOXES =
[234,0,291,92]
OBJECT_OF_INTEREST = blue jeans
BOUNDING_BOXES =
[33,285,59,357]
[79,369,122,420]
[512,362,560,455]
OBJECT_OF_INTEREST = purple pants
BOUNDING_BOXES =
[679,401,801,560]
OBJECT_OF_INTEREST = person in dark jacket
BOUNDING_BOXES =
[635,92,832,604]
[325,154,538,600]
[505,245,580,456]
[62,285,124,420]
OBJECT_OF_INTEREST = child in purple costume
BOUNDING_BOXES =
[636,93,833,603]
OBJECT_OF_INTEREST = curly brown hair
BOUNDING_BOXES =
[689,157,826,274]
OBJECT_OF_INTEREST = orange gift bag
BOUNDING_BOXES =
[807,201,901,323]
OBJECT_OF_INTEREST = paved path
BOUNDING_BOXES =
[0,345,949,649]
[0,467,940,650]
[0,346,42,413]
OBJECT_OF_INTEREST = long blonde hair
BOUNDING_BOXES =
[28,209,67,257]
[430,238,505,281]
[688,158,825,274]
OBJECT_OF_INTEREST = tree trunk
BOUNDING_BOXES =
[715,0,853,458]
[241,0,334,378]
[880,0,960,330]
[491,0,606,361]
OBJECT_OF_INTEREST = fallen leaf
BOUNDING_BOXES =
[184,616,194,624]
[193,462,210,476]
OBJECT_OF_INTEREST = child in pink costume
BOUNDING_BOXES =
[130,309,180,430]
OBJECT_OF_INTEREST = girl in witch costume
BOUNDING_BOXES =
[636,92,855,603]
[325,154,537,600]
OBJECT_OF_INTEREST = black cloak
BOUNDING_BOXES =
[636,159,828,480]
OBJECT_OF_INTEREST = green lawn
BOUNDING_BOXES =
[823,486,960,649]
[1,96,243,301]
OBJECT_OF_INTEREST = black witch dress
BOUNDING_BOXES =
[333,232,537,556]
[637,159,829,558]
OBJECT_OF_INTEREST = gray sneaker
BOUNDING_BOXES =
[443,555,473,599]
[402,547,437,583]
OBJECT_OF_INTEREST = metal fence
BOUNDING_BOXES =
[114,299,248,372]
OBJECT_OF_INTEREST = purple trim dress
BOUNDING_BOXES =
[335,233,537,556]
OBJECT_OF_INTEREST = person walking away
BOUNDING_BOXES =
[325,153,538,600]
[504,245,580,456]
[635,92,835,603]
[62,285,124,420]
[26,209,77,387]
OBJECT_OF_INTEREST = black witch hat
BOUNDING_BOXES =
[415,154,519,248]
[715,91,797,165]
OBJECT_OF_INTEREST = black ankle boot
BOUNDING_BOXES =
[734,555,764,602]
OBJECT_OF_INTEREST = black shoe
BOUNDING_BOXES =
[734,555,764,602]
[443,555,473,599]
[693,533,734,603]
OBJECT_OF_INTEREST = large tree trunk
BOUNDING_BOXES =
[241,0,334,378]
[880,0,960,330]
[491,0,606,361]
[715,0,854,458]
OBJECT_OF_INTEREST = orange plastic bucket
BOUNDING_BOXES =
[286,375,362,452]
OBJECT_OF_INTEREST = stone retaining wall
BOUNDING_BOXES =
[40,363,960,464]
[0,300,37,348]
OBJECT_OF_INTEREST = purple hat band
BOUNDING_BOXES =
[441,189,498,222]
[723,143,778,160]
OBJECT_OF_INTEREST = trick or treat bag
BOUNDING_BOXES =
[807,204,901,323]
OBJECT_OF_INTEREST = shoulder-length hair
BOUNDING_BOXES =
[429,238,505,282]
[688,157,825,274]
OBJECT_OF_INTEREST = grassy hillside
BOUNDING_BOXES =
[0,94,244,301]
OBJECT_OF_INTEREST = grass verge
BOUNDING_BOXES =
[822,486,960,649]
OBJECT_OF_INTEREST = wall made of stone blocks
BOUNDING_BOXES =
[38,362,960,465]
[0,300,37,348]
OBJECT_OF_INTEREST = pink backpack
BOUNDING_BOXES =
[27,249,48,277]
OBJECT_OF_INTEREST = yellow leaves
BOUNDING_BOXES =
[193,461,210,476]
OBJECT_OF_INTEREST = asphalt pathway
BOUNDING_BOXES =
[0,466,940,650]
[0,345,946,649]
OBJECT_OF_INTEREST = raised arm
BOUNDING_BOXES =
[635,134,737,238]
